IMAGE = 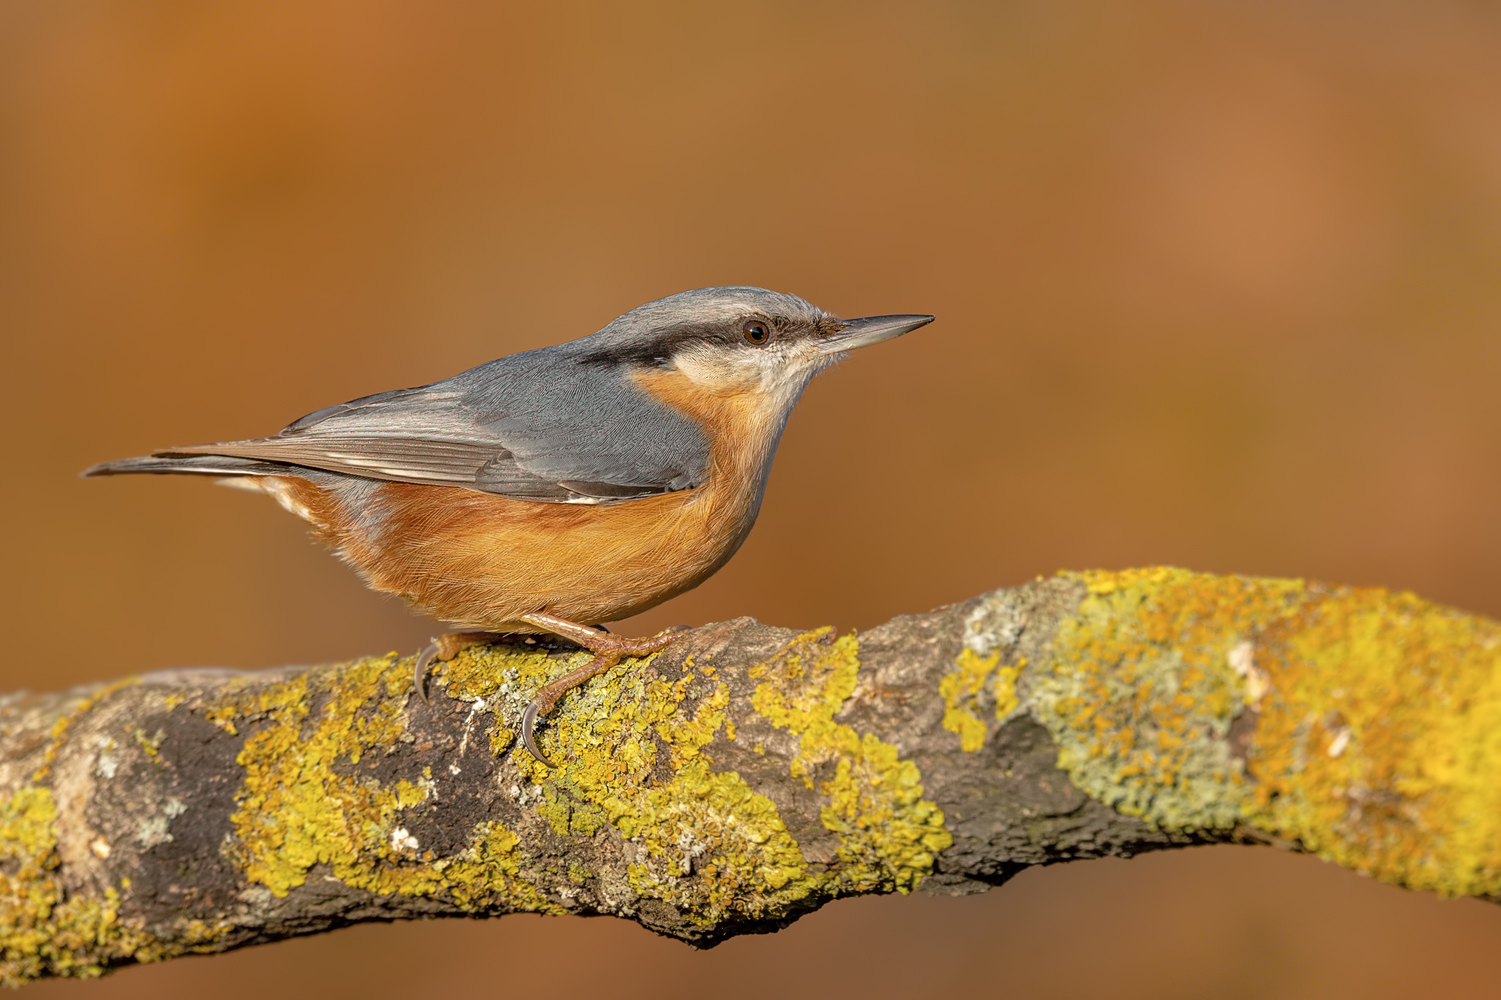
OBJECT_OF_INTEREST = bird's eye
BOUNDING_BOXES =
[742,320,771,346]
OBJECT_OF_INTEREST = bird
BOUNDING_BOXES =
[85,287,933,763]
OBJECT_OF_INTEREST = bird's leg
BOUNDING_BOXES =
[517,611,687,765]
[413,630,511,704]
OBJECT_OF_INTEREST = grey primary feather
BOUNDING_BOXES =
[83,455,313,478]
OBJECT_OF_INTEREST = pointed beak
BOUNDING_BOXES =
[816,313,935,354]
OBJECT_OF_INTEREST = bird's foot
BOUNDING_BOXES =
[517,612,689,765]
[413,630,510,704]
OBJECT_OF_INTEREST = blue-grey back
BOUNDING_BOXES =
[90,286,831,503]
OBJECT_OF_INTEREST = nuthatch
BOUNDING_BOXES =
[86,287,933,762]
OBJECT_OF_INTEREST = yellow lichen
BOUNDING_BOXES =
[215,651,561,912]
[215,636,830,924]
[623,759,814,921]
[428,822,559,912]
[202,619,954,932]
[1245,585,1501,897]
[939,650,1027,752]
[1040,567,1501,899]
[496,645,814,928]
[131,727,165,761]
[425,628,952,927]
[0,786,223,984]
[993,659,1023,719]
[940,649,1000,752]
[750,629,952,895]
[0,677,239,983]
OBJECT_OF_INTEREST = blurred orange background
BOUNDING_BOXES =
[5,1,1501,997]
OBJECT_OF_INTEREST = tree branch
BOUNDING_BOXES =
[2,567,1496,984]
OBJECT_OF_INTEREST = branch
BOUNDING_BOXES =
[2,568,1496,984]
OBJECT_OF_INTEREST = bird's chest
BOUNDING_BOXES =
[335,452,765,626]
[309,378,783,626]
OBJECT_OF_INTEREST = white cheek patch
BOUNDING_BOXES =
[673,347,762,394]
[671,342,831,411]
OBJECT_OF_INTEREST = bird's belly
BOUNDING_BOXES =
[317,479,752,629]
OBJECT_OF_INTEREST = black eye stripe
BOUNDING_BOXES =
[578,315,791,367]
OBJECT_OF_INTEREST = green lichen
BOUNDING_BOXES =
[750,629,953,895]
[1036,567,1501,899]
[1036,568,1300,832]
[495,646,818,928]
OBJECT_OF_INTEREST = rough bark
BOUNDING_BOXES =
[1,567,1497,984]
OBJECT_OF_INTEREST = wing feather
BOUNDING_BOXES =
[152,346,709,504]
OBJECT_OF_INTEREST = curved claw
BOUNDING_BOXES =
[412,642,440,705]
[520,700,551,765]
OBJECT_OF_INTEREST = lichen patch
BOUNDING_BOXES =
[1034,568,1301,832]
[939,649,1026,752]
[211,651,561,911]
[750,629,953,895]
[1246,584,1501,897]
[1034,567,1501,899]
[0,786,211,985]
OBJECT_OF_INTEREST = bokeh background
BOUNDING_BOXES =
[4,1,1501,996]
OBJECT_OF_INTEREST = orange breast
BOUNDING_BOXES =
[261,366,783,630]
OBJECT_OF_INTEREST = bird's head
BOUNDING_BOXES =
[578,287,933,420]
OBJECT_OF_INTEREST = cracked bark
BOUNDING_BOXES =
[0,569,1495,985]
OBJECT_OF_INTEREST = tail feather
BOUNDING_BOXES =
[81,454,298,479]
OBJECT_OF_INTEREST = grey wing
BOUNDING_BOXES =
[153,350,710,504]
